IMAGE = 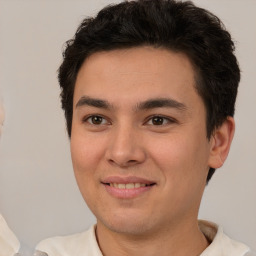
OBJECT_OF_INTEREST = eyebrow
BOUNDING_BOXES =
[76,96,113,109]
[75,96,187,111]
[135,98,187,111]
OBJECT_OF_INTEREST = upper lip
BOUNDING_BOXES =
[101,176,156,185]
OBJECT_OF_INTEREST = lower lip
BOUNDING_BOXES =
[103,184,153,199]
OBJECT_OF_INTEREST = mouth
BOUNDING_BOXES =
[104,182,155,189]
[101,176,156,199]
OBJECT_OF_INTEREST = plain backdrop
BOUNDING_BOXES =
[0,0,255,253]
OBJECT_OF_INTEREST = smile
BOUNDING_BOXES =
[101,177,156,199]
[108,183,153,189]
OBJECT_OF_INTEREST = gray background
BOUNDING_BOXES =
[0,0,255,252]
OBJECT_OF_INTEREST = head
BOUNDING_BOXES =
[59,0,238,238]
[58,0,240,184]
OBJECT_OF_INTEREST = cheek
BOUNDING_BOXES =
[148,134,209,215]
[148,135,191,169]
[70,131,106,197]
[70,134,102,209]
[148,132,210,185]
[71,131,104,169]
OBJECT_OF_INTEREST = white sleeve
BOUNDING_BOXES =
[0,214,20,256]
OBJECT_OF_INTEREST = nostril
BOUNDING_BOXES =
[108,158,139,167]
[128,160,137,163]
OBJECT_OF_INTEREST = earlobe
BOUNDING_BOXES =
[208,117,235,169]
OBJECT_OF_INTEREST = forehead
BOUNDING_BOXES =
[74,46,200,108]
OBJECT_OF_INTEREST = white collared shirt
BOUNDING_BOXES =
[35,220,253,256]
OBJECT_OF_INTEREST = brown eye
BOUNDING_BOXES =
[146,115,174,126]
[86,115,107,125]
[92,116,103,124]
[152,116,165,125]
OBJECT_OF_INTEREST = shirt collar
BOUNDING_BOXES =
[199,220,249,256]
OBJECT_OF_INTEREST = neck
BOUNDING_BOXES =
[96,219,209,256]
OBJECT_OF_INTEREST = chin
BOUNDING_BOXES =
[97,210,156,236]
[105,221,151,235]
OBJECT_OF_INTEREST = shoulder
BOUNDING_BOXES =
[199,220,251,256]
[35,225,102,256]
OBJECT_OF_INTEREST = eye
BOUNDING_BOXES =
[84,115,109,125]
[146,115,174,126]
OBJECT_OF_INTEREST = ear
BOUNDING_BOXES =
[208,117,235,169]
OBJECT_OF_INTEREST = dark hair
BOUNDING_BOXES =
[58,0,240,183]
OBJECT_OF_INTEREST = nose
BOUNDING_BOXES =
[105,124,146,168]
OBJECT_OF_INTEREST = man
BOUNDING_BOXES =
[35,0,254,255]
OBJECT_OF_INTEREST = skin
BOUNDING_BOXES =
[71,46,235,256]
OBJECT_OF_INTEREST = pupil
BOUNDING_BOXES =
[92,116,102,124]
[152,117,163,125]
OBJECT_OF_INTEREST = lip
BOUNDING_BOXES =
[101,176,156,199]
[102,176,155,185]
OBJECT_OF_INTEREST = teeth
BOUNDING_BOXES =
[110,183,149,189]
[126,183,135,189]
[135,183,141,188]
[118,184,126,189]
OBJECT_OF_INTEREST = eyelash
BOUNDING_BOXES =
[145,115,177,126]
[82,114,177,126]
[82,115,110,125]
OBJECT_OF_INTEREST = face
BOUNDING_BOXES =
[71,47,213,236]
